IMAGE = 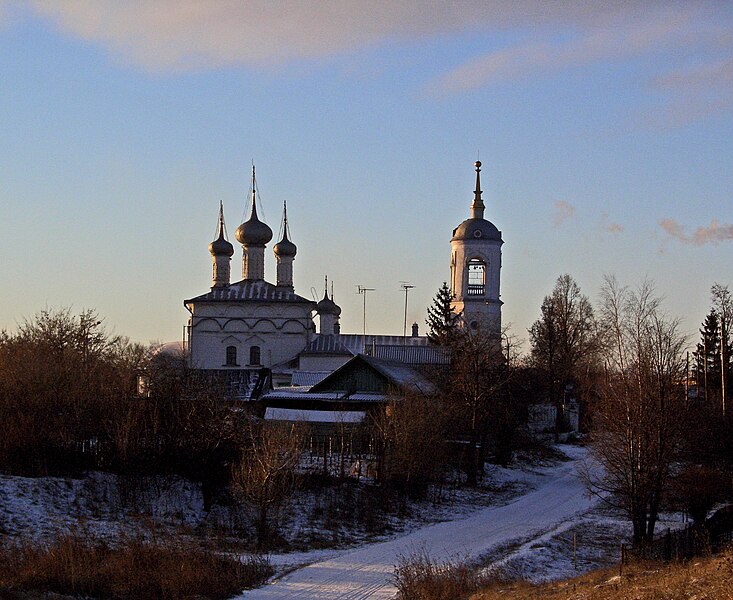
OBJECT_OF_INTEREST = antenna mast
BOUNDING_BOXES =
[400,282,415,344]
[357,285,375,347]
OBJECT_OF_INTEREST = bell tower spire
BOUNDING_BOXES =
[450,161,503,336]
[470,160,485,219]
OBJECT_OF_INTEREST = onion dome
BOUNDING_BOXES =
[316,277,341,316]
[209,202,234,256]
[235,165,273,246]
[274,233,297,257]
[273,201,297,257]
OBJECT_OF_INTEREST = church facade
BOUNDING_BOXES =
[183,162,502,386]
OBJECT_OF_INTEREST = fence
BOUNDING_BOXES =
[623,507,733,562]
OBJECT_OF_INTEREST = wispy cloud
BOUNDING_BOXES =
[21,1,509,71]
[552,201,576,226]
[600,212,624,235]
[425,3,733,124]
[647,56,733,127]
[660,218,733,245]
[21,2,726,73]
[16,1,733,125]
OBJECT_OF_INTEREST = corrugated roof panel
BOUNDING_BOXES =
[291,371,331,386]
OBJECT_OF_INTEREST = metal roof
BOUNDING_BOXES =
[184,279,315,305]
[302,335,355,355]
[291,371,331,386]
[310,354,436,396]
[372,344,450,365]
[358,354,436,395]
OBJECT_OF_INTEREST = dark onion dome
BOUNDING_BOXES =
[209,230,234,256]
[316,291,341,316]
[235,211,273,246]
[273,232,297,257]
[451,218,502,242]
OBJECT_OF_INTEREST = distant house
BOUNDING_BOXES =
[261,354,436,433]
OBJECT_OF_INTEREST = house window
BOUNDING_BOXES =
[225,345,237,366]
[467,258,486,295]
[250,345,261,366]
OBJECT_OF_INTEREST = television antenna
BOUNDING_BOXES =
[400,282,415,343]
[357,285,375,340]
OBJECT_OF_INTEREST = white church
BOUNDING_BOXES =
[183,162,502,401]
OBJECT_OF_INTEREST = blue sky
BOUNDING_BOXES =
[1,1,732,349]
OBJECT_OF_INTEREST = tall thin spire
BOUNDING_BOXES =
[250,164,258,219]
[216,200,226,239]
[470,160,485,219]
[324,275,329,299]
[282,200,290,240]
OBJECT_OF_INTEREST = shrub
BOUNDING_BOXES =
[0,531,272,599]
[393,549,483,600]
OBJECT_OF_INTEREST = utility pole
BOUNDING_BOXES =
[400,282,415,344]
[685,351,689,402]
[357,285,375,350]
[704,337,709,402]
[722,319,727,417]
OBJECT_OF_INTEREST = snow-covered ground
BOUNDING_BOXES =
[1,444,688,599]
[0,471,205,541]
[237,445,603,599]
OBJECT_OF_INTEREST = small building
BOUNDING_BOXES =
[261,354,436,434]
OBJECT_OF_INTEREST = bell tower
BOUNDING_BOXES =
[449,161,503,336]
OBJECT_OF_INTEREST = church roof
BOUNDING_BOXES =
[451,217,503,242]
[184,279,315,305]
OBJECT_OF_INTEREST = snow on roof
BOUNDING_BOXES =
[264,408,365,423]
[261,389,387,403]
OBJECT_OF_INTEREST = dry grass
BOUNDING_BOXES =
[0,531,272,600]
[470,548,733,600]
[393,550,487,600]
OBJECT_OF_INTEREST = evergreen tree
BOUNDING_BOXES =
[426,282,458,345]
[694,284,733,405]
[694,310,722,399]
[528,274,598,430]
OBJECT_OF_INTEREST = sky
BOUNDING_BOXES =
[1,1,732,351]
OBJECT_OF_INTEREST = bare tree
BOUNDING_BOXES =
[583,277,687,547]
[447,324,515,485]
[529,274,599,432]
[371,392,447,502]
[232,421,305,549]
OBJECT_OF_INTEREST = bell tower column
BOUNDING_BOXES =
[449,161,503,335]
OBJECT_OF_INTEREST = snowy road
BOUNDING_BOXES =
[237,447,594,600]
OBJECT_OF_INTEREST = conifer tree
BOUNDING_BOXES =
[694,284,733,405]
[426,282,457,345]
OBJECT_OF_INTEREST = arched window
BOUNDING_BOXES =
[249,345,261,366]
[225,345,238,366]
[467,258,486,296]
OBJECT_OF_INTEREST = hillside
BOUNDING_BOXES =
[471,549,733,600]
